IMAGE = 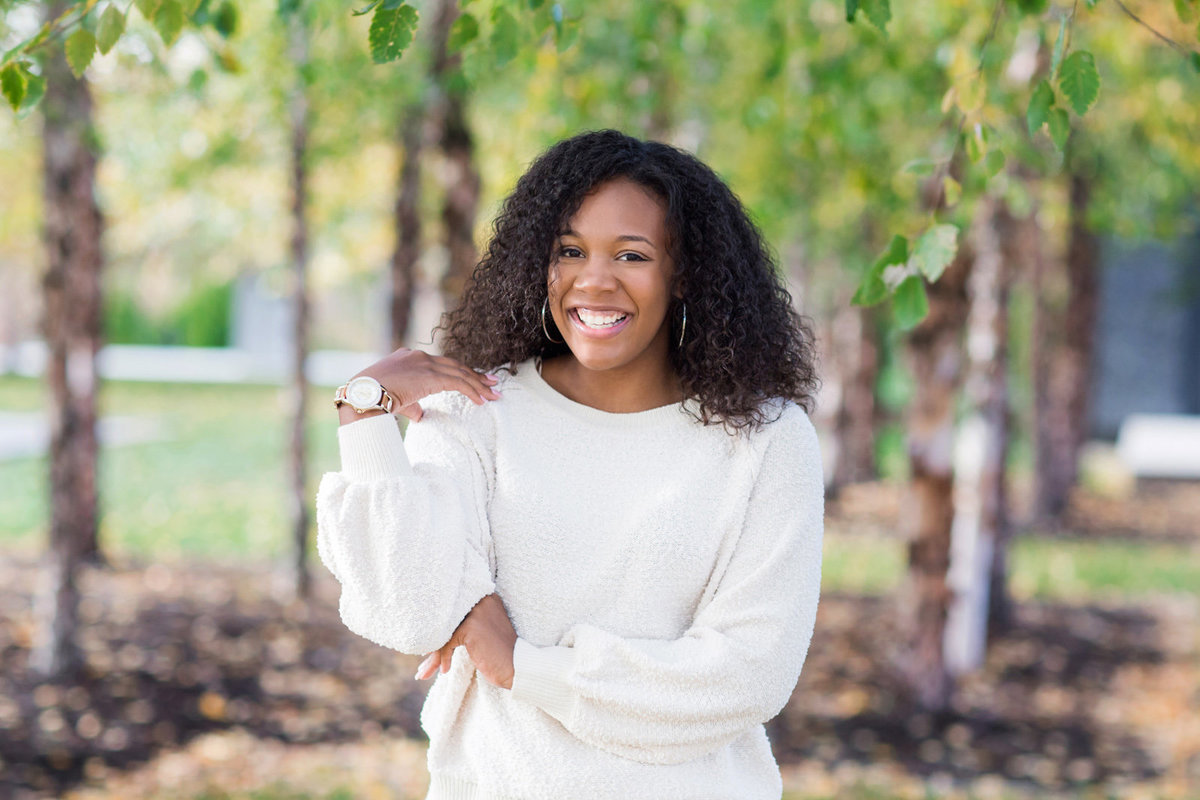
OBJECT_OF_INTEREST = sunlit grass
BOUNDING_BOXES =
[821,533,1200,601]
[0,376,342,563]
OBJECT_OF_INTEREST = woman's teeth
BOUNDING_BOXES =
[576,309,628,328]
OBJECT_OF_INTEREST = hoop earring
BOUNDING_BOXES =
[542,298,563,343]
[677,302,687,348]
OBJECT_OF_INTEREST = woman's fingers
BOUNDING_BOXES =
[444,362,501,400]
[414,652,439,680]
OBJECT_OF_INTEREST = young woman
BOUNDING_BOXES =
[316,129,824,800]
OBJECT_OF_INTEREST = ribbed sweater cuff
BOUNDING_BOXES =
[510,637,576,722]
[336,413,410,480]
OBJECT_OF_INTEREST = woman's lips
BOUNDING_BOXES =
[568,308,632,339]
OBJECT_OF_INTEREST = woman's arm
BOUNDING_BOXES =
[508,403,824,766]
[315,387,499,657]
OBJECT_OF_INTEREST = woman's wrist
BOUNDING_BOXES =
[338,404,389,426]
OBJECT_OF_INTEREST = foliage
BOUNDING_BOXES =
[846,0,1200,323]
[104,281,233,347]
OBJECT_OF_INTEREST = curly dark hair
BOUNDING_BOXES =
[436,129,819,433]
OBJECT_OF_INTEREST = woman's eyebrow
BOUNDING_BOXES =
[559,228,658,249]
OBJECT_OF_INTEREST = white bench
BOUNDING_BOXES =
[1116,413,1200,479]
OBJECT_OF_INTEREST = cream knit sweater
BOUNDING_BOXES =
[315,357,825,800]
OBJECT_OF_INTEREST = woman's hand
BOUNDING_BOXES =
[344,348,501,423]
[414,593,518,690]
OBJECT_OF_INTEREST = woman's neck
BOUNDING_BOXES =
[538,354,684,414]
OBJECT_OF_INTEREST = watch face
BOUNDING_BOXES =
[346,376,382,409]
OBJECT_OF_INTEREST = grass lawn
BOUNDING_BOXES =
[3,375,1198,603]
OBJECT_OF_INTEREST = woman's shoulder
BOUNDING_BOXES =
[742,397,820,460]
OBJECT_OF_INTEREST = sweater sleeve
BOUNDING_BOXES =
[314,394,496,656]
[509,402,824,766]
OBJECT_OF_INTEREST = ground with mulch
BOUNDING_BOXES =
[1,486,1198,799]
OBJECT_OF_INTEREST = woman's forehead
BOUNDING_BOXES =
[564,178,668,241]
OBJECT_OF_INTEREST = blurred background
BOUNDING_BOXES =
[1,0,1198,798]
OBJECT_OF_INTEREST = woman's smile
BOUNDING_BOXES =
[569,306,633,338]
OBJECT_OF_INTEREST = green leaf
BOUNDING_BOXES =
[182,0,203,16]
[965,124,989,163]
[369,3,419,64]
[942,176,961,207]
[1047,107,1070,150]
[1175,0,1197,24]
[490,6,519,67]
[851,271,887,307]
[528,0,545,8]
[1027,79,1054,136]
[983,148,1006,178]
[1,63,25,111]
[1014,0,1048,13]
[213,1,237,37]
[1191,51,1200,74]
[909,224,958,282]
[860,0,890,32]
[134,0,161,21]
[351,0,380,16]
[381,0,407,9]
[555,19,578,52]
[893,276,929,330]
[447,13,478,52]
[16,69,45,119]
[1050,15,1067,79]
[154,0,185,46]
[852,234,908,306]
[1058,50,1100,115]
[97,5,126,55]
[65,29,96,77]
[900,158,939,177]
[845,0,859,22]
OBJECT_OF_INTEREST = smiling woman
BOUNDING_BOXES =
[315,129,825,800]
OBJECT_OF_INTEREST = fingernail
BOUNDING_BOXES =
[486,373,499,382]
[415,655,432,679]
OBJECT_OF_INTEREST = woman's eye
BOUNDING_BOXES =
[618,252,648,262]
[559,246,583,258]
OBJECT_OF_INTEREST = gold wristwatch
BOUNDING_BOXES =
[334,375,397,414]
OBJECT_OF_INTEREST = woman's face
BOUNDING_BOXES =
[546,177,679,376]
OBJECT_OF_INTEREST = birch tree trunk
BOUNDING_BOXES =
[32,0,105,680]
[900,246,972,710]
[944,193,1013,676]
[287,13,312,599]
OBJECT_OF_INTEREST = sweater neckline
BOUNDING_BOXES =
[517,357,700,431]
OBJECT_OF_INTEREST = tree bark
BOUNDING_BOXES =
[1033,166,1099,521]
[429,0,480,307]
[32,0,106,681]
[900,245,972,711]
[287,15,311,600]
[831,303,879,489]
[945,193,1013,676]
[390,106,423,350]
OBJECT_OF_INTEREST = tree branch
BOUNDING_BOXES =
[1110,0,1189,55]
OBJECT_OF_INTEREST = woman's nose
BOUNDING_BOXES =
[573,254,618,291]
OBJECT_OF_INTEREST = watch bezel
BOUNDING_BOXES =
[344,375,385,411]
